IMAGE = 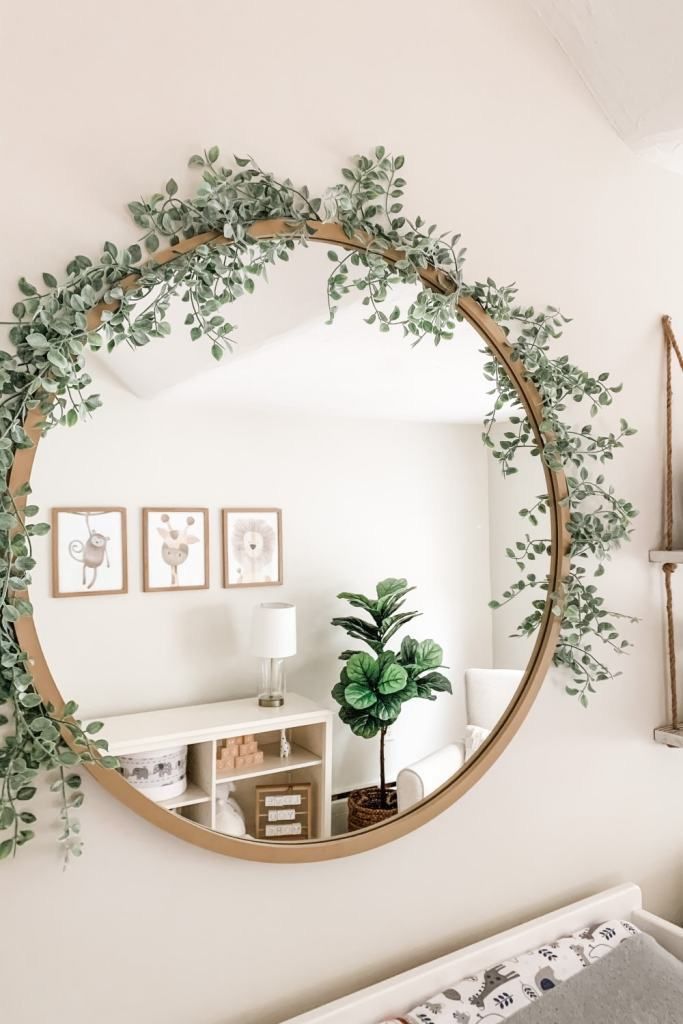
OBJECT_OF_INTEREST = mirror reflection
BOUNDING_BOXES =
[30,245,549,841]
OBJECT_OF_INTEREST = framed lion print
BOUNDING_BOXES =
[222,508,283,588]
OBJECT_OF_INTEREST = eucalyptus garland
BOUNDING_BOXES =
[0,146,637,861]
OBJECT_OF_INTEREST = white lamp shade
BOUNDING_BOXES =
[250,603,297,659]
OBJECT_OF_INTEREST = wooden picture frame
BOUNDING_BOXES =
[222,507,283,588]
[255,782,312,841]
[142,507,209,592]
[51,507,128,598]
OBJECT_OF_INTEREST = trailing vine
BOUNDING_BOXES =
[0,146,637,860]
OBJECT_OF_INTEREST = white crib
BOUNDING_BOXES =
[282,884,683,1024]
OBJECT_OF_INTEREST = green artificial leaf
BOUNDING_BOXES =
[376,577,408,598]
[414,639,443,671]
[17,276,37,296]
[336,591,377,615]
[377,662,408,695]
[0,805,15,829]
[349,714,380,739]
[375,585,415,618]
[418,670,452,693]
[398,636,418,664]
[375,694,402,721]
[345,652,379,687]
[382,610,422,644]
[331,680,347,704]
[344,682,377,710]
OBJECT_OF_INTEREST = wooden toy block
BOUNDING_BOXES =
[239,741,258,756]
[253,749,264,765]
[235,753,258,769]
[242,734,255,743]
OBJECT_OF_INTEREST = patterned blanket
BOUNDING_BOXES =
[383,918,639,1024]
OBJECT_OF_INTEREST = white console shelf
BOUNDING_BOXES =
[93,693,333,838]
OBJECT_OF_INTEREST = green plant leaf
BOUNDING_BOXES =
[345,652,379,686]
[331,616,380,640]
[382,610,422,644]
[375,694,402,720]
[417,670,452,693]
[344,682,377,710]
[414,639,443,671]
[349,714,380,739]
[398,636,418,664]
[376,577,408,598]
[377,662,408,695]
[331,680,347,704]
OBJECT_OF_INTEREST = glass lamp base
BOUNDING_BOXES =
[258,694,284,708]
[257,657,286,708]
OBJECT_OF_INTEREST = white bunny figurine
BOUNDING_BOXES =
[214,782,247,836]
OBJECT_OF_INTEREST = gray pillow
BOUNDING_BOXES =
[509,931,683,1024]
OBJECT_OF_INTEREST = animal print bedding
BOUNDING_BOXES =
[382,918,639,1024]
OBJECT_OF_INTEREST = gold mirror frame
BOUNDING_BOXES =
[9,220,570,862]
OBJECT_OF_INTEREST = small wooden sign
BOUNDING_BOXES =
[255,782,312,840]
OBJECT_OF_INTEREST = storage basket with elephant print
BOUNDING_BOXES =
[119,746,188,802]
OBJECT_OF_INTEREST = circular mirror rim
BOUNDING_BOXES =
[9,219,570,863]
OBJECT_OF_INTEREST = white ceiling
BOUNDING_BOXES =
[94,245,496,424]
[154,309,492,424]
[530,0,683,174]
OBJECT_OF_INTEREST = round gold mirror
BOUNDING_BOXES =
[9,220,569,862]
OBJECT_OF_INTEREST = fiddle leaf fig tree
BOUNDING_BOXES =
[331,578,452,808]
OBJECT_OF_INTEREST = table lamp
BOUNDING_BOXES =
[250,602,297,708]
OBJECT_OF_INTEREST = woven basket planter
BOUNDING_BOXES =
[347,786,398,831]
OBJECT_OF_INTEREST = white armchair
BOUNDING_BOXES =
[396,667,523,812]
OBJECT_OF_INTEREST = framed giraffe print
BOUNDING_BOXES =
[142,508,209,593]
[52,507,128,598]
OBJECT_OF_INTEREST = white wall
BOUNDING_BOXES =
[1,2,683,1023]
[28,372,494,793]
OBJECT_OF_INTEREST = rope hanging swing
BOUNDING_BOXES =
[660,316,683,731]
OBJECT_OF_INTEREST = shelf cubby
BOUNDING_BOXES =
[90,694,333,838]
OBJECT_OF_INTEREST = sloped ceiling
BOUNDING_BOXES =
[530,0,683,173]
[93,244,495,424]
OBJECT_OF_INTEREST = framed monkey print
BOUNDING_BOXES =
[52,507,128,598]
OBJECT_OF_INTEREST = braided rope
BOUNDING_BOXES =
[661,316,683,727]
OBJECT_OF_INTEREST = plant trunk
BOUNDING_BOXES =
[379,726,387,808]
